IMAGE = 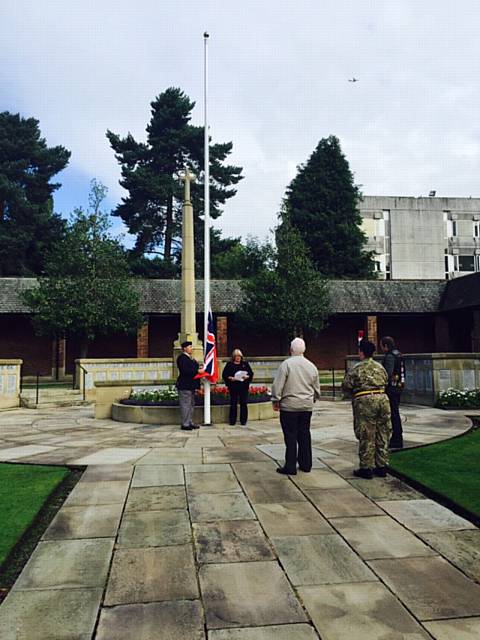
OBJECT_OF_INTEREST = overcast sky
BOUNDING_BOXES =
[2,0,480,244]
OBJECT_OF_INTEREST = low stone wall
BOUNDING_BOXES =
[0,359,22,409]
[111,400,275,425]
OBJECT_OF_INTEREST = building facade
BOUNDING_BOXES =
[360,196,480,280]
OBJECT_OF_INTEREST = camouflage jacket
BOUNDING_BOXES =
[342,358,388,397]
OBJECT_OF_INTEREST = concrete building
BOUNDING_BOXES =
[360,196,480,280]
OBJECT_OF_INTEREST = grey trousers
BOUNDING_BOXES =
[178,389,196,427]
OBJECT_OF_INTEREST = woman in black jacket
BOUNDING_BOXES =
[222,349,254,426]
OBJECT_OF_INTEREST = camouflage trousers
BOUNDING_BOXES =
[353,394,392,469]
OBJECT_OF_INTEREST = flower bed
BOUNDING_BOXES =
[120,385,271,406]
[437,388,480,409]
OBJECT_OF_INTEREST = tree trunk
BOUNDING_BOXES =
[164,195,173,262]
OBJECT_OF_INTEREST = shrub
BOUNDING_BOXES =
[437,388,480,409]
[121,385,271,406]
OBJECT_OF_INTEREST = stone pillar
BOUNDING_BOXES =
[51,337,66,380]
[472,310,480,352]
[137,321,149,358]
[434,315,450,352]
[366,315,378,348]
[216,316,228,357]
[173,168,203,364]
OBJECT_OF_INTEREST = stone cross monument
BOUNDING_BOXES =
[173,167,203,364]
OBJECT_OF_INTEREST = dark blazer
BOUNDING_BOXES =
[176,353,201,390]
[222,360,254,390]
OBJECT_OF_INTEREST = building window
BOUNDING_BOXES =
[474,221,480,238]
[446,220,457,237]
[458,255,475,272]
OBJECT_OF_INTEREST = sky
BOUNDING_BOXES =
[2,0,480,246]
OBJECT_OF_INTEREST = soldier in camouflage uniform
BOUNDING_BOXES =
[342,339,392,479]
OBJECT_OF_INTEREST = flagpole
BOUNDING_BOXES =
[203,31,211,425]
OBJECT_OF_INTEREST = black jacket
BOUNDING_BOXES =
[222,360,254,389]
[176,353,201,390]
[382,348,402,391]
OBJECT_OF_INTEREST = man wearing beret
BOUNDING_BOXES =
[176,341,204,431]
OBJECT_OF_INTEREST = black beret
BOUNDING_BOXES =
[181,341,193,349]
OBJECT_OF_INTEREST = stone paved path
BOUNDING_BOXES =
[0,403,479,639]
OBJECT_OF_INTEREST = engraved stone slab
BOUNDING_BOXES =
[332,515,437,559]
[299,583,431,640]
[199,561,307,629]
[272,535,377,586]
[189,492,255,522]
[305,488,383,517]
[253,502,333,537]
[194,520,274,563]
[125,486,187,512]
[368,556,480,620]
[96,600,205,640]
[378,499,476,532]
[118,510,191,547]
[105,545,198,605]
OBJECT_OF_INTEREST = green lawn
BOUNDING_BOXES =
[389,428,480,518]
[0,463,69,565]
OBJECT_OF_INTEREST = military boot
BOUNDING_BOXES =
[353,468,373,479]
[373,467,388,477]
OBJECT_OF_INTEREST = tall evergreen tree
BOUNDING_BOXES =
[0,112,70,275]
[285,135,375,279]
[107,87,243,265]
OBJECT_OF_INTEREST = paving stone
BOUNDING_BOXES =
[189,492,255,522]
[200,561,307,629]
[81,465,134,482]
[186,470,242,495]
[14,539,114,590]
[419,530,480,582]
[331,515,437,559]
[118,510,191,547]
[185,463,232,473]
[0,444,57,460]
[253,502,333,536]
[368,556,480,620]
[299,582,431,640]
[136,449,202,465]
[63,480,130,506]
[423,617,480,639]
[204,447,268,463]
[96,600,205,640]
[185,436,225,448]
[233,462,307,503]
[72,447,149,465]
[125,486,187,512]
[194,520,274,563]
[42,504,123,540]
[292,469,351,490]
[0,587,103,640]
[272,534,376,585]
[131,464,184,487]
[378,499,476,532]
[305,488,383,517]
[209,625,319,639]
[349,477,426,500]
[104,545,198,605]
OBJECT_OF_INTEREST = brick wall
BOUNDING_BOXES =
[0,315,52,375]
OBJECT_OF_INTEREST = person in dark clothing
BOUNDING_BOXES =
[381,336,404,448]
[222,349,254,426]
[176,341,203,431]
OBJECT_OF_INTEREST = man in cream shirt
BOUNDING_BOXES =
[271,337,321,475]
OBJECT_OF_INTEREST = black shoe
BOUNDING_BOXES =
[299,467,311,473]
[389,441,403,449]
[189,424,200,430]
[181,425,194,431]
[241,422,247,426]
[229,422,236,426]
[373,467,388,477]
[353,468,373,479]
[276,467,297,476]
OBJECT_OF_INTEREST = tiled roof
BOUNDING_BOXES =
[0,277,448,315]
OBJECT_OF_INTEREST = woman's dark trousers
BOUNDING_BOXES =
[387,388,403,446]
[279,410,313,472]
[229,387,249,425]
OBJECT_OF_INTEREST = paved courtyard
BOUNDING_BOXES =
[0,402,479,639]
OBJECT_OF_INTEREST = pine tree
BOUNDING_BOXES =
[107,88,243,265]
[285,135,375,279]
[0,112,70,275]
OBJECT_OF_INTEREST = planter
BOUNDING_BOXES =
[111,400,275,425]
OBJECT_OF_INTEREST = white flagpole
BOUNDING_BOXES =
[203,31,211,425]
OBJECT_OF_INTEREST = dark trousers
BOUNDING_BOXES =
[229,387,249,425]
[280,410,313,472]
[387,388,403,445]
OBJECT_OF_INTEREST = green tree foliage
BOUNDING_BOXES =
[0,112,71,275]
[285,135,375,279]
[23,180,142,357]
[206,231,272,279]
[239,212,330,339]
[107,87,243,265]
